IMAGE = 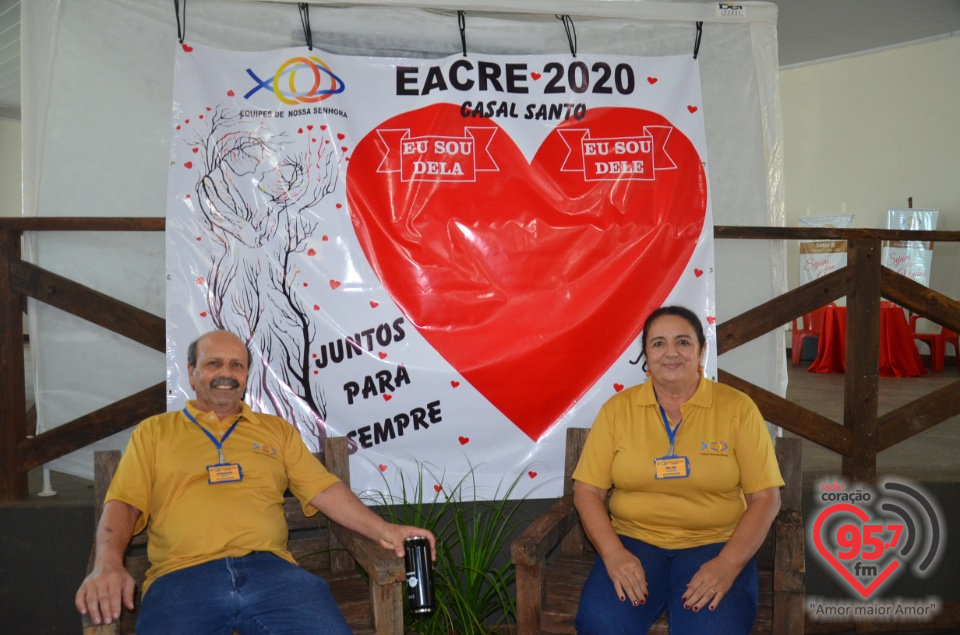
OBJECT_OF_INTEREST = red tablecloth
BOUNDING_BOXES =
[808,304,927,377]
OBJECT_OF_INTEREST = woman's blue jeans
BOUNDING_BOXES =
[136,551,353,635]
[575,536,758,635]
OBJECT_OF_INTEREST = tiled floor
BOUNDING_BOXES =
[784,357,960,485]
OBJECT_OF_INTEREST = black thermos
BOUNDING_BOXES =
[403,536,435,613]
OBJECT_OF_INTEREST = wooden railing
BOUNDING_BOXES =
[2,220,960,501]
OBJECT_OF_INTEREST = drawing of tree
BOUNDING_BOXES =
[186,105,340,447]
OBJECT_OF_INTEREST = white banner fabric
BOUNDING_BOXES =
[883,209,939,288]
[799,215,854,285]
[166,44,716,498]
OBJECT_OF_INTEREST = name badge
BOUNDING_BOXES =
[654,455,690,480]
[208,463,243,484]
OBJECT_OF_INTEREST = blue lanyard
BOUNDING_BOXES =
[183,408,241,464]
[658,405,682,456]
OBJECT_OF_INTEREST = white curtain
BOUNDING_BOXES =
[22,0,786,480]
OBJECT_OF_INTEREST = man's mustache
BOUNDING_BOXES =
[210,378,240,390]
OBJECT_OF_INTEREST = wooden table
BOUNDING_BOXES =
[808,303,927,377]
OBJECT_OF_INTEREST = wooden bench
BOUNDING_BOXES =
[511,428,804,635]
[81,436,406,635]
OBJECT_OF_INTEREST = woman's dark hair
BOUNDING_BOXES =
[637,305,707,369]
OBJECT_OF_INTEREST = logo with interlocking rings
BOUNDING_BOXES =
[244,56,345,104]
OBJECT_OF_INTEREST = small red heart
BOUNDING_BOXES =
[383,394,392,401]
[206,107,211,112]
[312,138,316,143]
[227,90,235,97]
[322,235,329,241]
[531,72,542,80]
[370,301,380,308]
[314,369,319,374]
[458,436,469,445]
[176,125,181,130]
[329,280,341,290]
[450,380,460,388]
[312,353,317,358]
[191,147,199,154]
[613,383,624,392]
[379,464,388,472]
[185,119,190,124]
[320,125,327,130]
[378,352,387,359]
[200,311,207,317]
[185,194,190,199]
[313,304,320,311]
[337,133,346,140]
[184,161,193,169]
[196,236,201,241]
[307,125,314,131]
[647,77,658,84]
[298,128,304,134]
[336,203,343,209]
[196,277,204,285]
[303,282,309,287]
[528,471,538,479]
[181,44,193,52]
[307,248,317,256]
[198,115,204,119]
[687,105,698,113]
[694,268,704,277]
[706,315,716,324]
[433,484,442,493]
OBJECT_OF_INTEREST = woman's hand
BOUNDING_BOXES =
[601,546,649,606]
[682,553,740,612]
[574,481,649,605]
[683,486,781,612]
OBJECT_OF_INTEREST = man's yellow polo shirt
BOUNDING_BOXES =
[106,401,340,596]
[573,379,784,549]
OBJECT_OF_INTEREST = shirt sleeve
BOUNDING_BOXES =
[104,418,158,536]
[280,424,341,516]
[572,404,616,490]
[734,398,785,494]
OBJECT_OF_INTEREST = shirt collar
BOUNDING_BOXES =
[636,376,714,409]
[184,400,254,426]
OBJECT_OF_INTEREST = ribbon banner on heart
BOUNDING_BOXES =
[165,44,716,499]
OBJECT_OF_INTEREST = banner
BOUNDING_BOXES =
[166,44,715,498]
[883,209,939,287]
[799,215,854,284]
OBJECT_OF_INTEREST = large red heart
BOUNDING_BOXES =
[346,104,705,441]
[812,503,900,598]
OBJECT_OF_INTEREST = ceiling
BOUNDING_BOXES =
[1,0,959,120]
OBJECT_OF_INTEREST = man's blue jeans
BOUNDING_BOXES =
[136,552,353,635]
[575,536,758,635]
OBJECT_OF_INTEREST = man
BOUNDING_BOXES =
[76,329,435,634]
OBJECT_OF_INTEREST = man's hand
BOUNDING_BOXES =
[75,564,136,625]
[75,500,141,624]
[377,523,437,560]
[310,482,437,560]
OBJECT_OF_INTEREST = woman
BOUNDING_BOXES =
[573,306,783,635]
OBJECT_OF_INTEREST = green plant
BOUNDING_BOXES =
[362,459,546,635]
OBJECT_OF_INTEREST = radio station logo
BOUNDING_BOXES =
[807,477,945,623]
[244,56,345,105]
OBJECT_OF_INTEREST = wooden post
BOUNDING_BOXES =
[842,237,881,483]
[0,228,28,501]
